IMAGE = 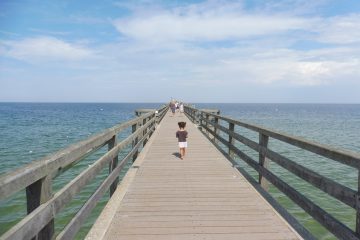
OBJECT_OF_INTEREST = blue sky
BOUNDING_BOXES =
[1,0,360,103]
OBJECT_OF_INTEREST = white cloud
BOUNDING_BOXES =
[158,46,360,87]
[107,0,360,90]
[1,36,94,61]
[113,1,311,43]
[316,14,360,44]
[112,0,360,47]
[114,14,308,42]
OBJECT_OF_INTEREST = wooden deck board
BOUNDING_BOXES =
[102,111,301,240]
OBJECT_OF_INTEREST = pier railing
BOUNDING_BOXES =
[0,105,168,240]
[184,105,360,240]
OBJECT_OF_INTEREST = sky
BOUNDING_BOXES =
[0,0,360,103]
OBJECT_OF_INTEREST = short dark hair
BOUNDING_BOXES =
[178,122,186,128]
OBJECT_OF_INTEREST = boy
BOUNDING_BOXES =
[176,122,188,160]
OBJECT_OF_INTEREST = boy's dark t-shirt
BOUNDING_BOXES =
[176,130,188,142]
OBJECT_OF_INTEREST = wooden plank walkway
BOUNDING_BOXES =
[99,111,302,240]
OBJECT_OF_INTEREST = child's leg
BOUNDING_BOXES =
[180,148,184,159]
[183,147,186,157]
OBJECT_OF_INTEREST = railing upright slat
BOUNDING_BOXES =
[357,172,360,235]
[26,176,54,240]
[213,116,219,144]
[228,122,235,158]
[259,133,270,191]
[108,135,118,197]
[143,117,148,147]
[132,123,139,162]
[205,113,210,137]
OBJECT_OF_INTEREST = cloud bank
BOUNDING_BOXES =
[1,0,360,102]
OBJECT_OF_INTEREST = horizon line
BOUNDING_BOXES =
[0,101,359,104]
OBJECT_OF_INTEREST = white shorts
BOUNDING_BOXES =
[179,142,187,148]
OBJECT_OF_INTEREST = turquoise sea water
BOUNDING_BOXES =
[0,103,359,239]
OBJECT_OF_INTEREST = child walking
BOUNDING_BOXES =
[176,122,188,160]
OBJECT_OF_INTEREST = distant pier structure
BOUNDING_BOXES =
[1,103,360,240]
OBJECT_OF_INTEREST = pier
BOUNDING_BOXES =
[1,104,360,240]
[86,110,300,240]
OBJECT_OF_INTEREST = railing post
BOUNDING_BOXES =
[213,116,219,143]
[143,118,148,147]
[228,122,235,158]
[108,135,118,196]
[198,111,201,125]
[155,111,159,125]
[356,172,360,235]
[198,112,203,129]
[206,113,210,136]
[149,114,155,137]
[132,123,138,162]
[26,176,54,240]
[259,133,270,191]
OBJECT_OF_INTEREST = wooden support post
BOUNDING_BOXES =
[149,115,154,138]
[356,171,360,236]
[132,123,138,162]
[198,112,201,126]
[259,133,270,191]
[108,135,118,197]
[199,112,203,130]
[213,117,219,143]
[26,176,54,240]
[155,111,159,125]
[143,118,148,147]
[199,111,202,125]
[206,113,210,137]
[228,122,235,158]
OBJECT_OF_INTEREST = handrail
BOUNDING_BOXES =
[0,111,154,200]
[184,105,360,240]
[0,105,168,240]
[186,106,360,169]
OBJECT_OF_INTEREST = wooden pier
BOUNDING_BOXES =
[1,103,360,240]
[86,111,301,240]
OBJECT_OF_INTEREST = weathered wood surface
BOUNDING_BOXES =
[100,111,301,240]
[135,109,156,116]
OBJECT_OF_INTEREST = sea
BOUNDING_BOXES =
[0,103,359,239]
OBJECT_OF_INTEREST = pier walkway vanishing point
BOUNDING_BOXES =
[86,111,301,240]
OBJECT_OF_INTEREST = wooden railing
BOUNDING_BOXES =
[184,105,360,240]
[0,105,168,240]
